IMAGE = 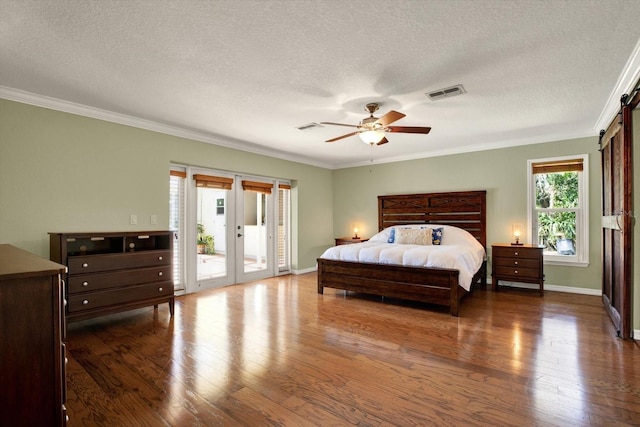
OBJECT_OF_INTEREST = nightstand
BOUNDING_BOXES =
[491,244,544,296]
[335,237,368,246]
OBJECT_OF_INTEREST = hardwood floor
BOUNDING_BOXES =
[65,273,640,426]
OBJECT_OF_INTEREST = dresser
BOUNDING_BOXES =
[50,231,174,322]
[491,244,544,296]
[0,244,68,426]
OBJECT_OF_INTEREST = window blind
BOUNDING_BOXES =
[169,173,185,291]
[194,174,234,190]
[242,180,273,194]
[532,158,583,174]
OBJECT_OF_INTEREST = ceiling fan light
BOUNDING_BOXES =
[359,130,385,145]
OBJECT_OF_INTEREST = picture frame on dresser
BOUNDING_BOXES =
[49,230,175,322]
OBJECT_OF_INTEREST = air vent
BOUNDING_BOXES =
[426,84,466,101]
[296,122,324,132]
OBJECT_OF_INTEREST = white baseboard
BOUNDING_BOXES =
[292,266,317,275]
[487,279,601,296]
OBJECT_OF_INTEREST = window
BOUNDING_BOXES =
[170,167,186,292]
[527,155,588,266]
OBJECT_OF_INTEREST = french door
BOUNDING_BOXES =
[187,169,283,293]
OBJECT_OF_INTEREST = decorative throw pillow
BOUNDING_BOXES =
[394,228,433,245]
[388,227,396,243]
[431,227,444,245]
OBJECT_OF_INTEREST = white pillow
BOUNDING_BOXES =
[394,228,433,245]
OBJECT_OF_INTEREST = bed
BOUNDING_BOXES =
[317,190,487,316]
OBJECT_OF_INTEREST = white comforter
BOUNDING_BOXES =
[319,225,486,291]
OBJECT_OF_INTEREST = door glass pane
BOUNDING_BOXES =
[243,191,267,273]
[197,187,228,280]
[278,186,290,272]
[169,174,185,291]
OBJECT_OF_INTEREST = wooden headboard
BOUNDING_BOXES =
[378,190,487,247]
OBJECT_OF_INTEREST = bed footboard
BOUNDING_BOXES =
[317,258,463,316]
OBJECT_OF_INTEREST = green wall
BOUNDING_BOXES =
[0,99,333,271]
[332,136,602,292]
[1,97,637,333]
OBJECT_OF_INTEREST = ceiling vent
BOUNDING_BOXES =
[426,84,466,101]
[296,122,324,132]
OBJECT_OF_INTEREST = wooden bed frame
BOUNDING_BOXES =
[317,190,487,316]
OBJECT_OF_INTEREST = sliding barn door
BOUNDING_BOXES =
[600,102,632,339]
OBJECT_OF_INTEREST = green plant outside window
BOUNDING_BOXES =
[535,172,578,255]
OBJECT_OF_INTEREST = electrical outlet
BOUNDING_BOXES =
[130,214,137,225]
[150,214,158,225]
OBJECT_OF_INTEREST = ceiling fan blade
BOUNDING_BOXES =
[376,110,406,127]
[320,121,359,128]
[325,131,359,142]
[376,136,389,145]
[387,126,431,134]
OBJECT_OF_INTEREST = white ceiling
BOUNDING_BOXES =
[1,0,639,169]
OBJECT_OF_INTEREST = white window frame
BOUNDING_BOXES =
[527,154,589,267]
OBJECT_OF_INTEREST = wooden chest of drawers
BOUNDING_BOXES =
[50,231,174,322]
[491,244,544,296]
[0,244,68,426]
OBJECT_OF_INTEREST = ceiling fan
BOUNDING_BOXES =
[321,103,431,145]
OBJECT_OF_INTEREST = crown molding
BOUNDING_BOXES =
[333,128,597,169]
[0,86,333,169]
[595,37,640,131]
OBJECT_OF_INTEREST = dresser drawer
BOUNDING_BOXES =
[492,246,540,260]
[68,266,171,293]
[494,266,540,280]
[68,250,170,274]
[67,281,174,313]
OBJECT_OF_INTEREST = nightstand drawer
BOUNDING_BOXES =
[494,266,540,280]
[494,257,539,269]
[492,246,540,260]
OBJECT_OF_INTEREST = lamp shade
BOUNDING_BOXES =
[358,130,385,145]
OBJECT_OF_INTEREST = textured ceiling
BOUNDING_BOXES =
[1,0,639,168]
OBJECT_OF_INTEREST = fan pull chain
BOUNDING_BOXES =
[369,144,374,173]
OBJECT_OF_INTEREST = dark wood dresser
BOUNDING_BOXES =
[49,231,174,322]
[491,243,544,296]
[0,244,68,426]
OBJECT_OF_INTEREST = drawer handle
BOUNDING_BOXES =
[514,252,518,256]
[158,287,163,292]
[158,256,163,261]
[82,263,89,268]
[514,270,518,274]
[82,281,89,287]
[82,299,89,305]
[64,299,67,307]
[158,271,163,276]
[514,261,518,265]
